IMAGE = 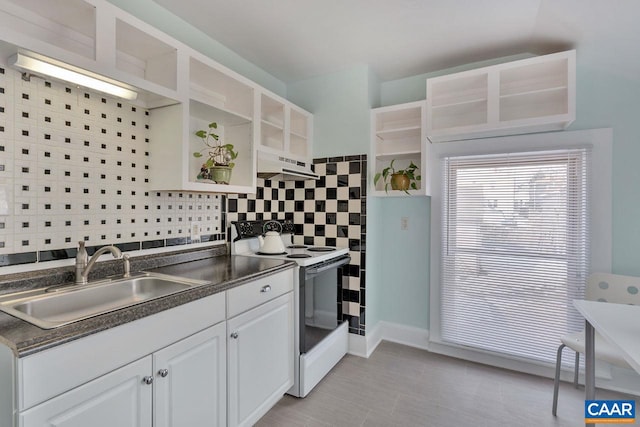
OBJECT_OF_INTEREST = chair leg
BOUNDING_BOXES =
[574,351,580,388]
[552,343,566,416]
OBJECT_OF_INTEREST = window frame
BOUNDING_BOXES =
[428,128,612,371]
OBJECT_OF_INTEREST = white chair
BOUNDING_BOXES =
[552,272,640,415]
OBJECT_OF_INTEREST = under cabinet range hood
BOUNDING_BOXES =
[257,151,319,181]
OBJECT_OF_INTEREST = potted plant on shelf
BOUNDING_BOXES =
[374,159,421,194]
[193,121,238,184]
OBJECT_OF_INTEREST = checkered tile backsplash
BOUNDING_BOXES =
[0,61,225,266]
[227,155,368,335]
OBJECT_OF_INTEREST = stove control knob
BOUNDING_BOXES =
[238,222,252,235]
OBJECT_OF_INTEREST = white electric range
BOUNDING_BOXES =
[230,220,350,397]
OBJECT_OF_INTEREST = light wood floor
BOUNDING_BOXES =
[256,341,639,427]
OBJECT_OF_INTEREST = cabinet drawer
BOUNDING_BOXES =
[226,270,294,318]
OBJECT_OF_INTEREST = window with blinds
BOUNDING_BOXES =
[440,148,590,364]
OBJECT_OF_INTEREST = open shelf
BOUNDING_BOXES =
[260,119,284,151]
[289,107,310,159]
[430,99,488,131]
[289,134,308,158]
[376,125,421,141]
[290,108,308,136]
[499,88,569,122]
[373,156,423,195]
[261,94,284,128]
[371,100,429,197]
[500,58,569,97]
[115,18,177,91]
[430,74,488,108]
[189,57,254,120]
[189,100,253,189]
[427,50,575,142]
[375,150,421,162]
[0,0,96,60]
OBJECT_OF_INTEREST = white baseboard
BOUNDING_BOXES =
[347,321,429,358]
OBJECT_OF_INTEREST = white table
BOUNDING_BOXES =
[573,300,640,427]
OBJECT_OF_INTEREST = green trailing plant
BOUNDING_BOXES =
[193,122,238,169]
[373,159,421,194]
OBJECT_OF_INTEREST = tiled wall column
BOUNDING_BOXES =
[227,155,368,335]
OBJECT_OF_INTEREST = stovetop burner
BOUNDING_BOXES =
[287,254,312,259]
[288,245,308,249]
[256,251,287,256]
[307,247,337,252]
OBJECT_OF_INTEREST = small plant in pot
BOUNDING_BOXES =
[193,122,238,184]
[374,159,421,194]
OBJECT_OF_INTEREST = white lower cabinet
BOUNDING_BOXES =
[19,323,226,427]
[154,322,226,427]
[227,292,294,427]
[2,270,296,427]
[20,357,153,427]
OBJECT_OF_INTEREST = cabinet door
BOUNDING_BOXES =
[227,292,294,427]
[19,357,152,427]
[153,322,227,427]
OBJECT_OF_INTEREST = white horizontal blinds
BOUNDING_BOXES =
[441,148,590,364]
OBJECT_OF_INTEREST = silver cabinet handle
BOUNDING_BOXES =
[142,376,154,385]
[230,332,239,339]
[260,285,271,293]
[158,369,169,378]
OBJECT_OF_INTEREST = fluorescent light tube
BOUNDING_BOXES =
[9,53,138,100]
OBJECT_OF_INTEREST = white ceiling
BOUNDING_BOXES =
[152,0,640,83]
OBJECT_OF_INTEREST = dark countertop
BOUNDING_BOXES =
[0,255,295,358]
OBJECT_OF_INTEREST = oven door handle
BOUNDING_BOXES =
[305,255,351,279]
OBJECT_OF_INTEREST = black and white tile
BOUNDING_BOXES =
[0,61,224,266]
[227,154,368,335]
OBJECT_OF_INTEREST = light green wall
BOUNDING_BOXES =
[375,197,430,328]
[570,63,640,276]
[287,65,373,157]
[105,0,286,96]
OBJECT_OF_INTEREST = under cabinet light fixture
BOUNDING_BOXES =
[9,53,138,100]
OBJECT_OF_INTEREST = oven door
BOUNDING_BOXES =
[299,254,350,353]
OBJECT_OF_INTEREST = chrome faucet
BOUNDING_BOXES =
[75,244,130,285]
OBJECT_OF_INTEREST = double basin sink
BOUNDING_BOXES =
[0,272,210,329]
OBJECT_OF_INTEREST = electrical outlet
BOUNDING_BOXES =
[401,217,409,230]
[190,222,201,242]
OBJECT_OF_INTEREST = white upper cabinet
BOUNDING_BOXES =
[189,56,254,121]
[0,0,97,61]
[258,91,313,162]
[259,93,285,153]
[371,100,430,197]
[114,18,178,98]
[289,105,312,160]
[426,50,575,142]
[0,0,181,107]
[148,53,257,193]
[0,0,313,193]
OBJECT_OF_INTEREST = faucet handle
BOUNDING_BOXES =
[122,254,131,278]
[76,241,88,265]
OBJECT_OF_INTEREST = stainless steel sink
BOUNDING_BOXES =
[0,273,210,329]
